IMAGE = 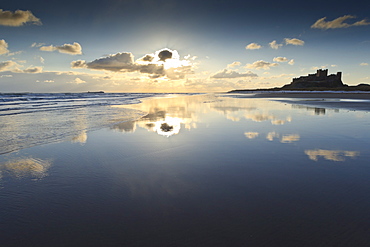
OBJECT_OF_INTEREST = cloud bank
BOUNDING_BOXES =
[245,60,278,70]
[311,15,370,30]
[72,48,194,80]
[0,9,41,26]
[40,42,82,55]
[211,69,258,79]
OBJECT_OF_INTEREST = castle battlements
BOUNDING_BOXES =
[292,69,342,81]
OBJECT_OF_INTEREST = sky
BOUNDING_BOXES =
[1,0,370,92]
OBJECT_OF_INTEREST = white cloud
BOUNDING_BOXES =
[0,9,41,26]
[245,60,278,70]
[227,61,241,68]
[360,62,369,66]
[269,40,283,50]
[67,78,86,84]
[273,57,288,62]
[211,69,258,79]
[311,15,370,30]
[0,61,43,73]
[72,48,194,80]
[285,38,305,46]
[0,61,20,72]
[40,42,82,55]
[288,59,295,65]
[245,43,262,50]
[0,39,9,55]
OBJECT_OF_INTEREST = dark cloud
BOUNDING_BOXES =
[23,67,43,73]
[158,49,172,61]
[86,52,135,71]
[138,54,154,62]
[71,60,86,68]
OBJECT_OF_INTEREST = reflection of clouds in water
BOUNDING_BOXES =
[280,134,300,143]
[226,115,241,122]
[71,131,88,144]
[305,149,360,162]
[245,131,300,143]
[245,113,290,125]
[0,104,144,154]
[211,97,292,125]
[244,132,259,139]
[271,119,286,125]
[0,157,51,179]
[111,121,136,133]
[266,131,279,141]
[266,132,300,143]
[112,95,204,137]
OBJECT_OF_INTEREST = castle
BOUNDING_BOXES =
[282,69,344,89]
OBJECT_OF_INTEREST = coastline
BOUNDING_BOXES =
[228,91,370,111]
[250,91,370,100]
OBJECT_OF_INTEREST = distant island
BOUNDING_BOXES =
[87,91,105,93]
[229,69,370,93]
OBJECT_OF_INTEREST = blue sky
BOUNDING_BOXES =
[1,0,370,92]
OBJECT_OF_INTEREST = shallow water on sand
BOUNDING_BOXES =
[1,94,370,246]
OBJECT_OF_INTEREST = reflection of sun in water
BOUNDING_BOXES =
[153,117,182,137]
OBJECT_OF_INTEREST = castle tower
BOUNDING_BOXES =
[316,69,328,78]
[336,72,342,80]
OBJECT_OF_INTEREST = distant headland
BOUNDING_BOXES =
[229,69,370,93]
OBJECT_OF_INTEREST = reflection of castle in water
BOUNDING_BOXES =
[291,104,340,115]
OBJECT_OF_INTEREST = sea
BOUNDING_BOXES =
[1,92,370,246]
[0,92,192,154]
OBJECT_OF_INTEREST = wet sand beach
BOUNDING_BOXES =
[252,92,370,100]
[245,92,370,111]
